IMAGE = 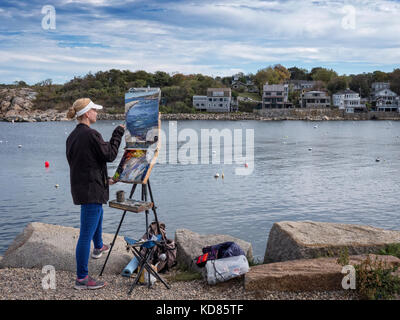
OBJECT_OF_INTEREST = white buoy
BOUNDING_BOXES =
[376,158,380,162]
[308,148,312,151]
[18,145,22,148]
[55,184,59,188]
[314,125,318,129]
[214,173,220,178]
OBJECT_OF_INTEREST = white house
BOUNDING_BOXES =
[332,89,366,113]
[370,82,399,112]
[374,88,399,112]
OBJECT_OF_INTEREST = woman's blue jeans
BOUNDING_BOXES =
[76,203,104,279]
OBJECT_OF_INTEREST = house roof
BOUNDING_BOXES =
[374,88,398,96]
[333,89,358,95]
[263,84,286,91]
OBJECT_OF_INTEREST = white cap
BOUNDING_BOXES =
[76,100,103,117]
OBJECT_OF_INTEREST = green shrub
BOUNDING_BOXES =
[354,255,400,300]
[379,243,400,259]
[336,247,350,266]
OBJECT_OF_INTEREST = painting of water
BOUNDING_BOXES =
[112,88,161,184]
[125,88,161,149]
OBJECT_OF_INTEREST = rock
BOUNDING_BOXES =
[264,221,400,263]
[174,228,253,273]
[245,254,400,292]
[11,97,25,107]
[0,222,131,275]
[11,104,22,112]
[0,101,10,112]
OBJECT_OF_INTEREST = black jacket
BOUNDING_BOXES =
[66,123,125,205]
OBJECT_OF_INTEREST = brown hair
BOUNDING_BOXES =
[67,98,91,120]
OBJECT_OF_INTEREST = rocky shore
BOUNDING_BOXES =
[3,221,400,300]
[1,87,399,122]
[0,267,358,300]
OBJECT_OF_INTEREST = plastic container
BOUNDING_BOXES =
[205,255,249,285]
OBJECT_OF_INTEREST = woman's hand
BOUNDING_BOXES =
[108,178,117,185]
[119,124,126,130]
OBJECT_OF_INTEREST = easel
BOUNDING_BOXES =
[99,179,170,291]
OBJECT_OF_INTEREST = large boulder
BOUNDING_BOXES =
[264,221,400,263]
[175,229,253,273]
[246,254,400,292]
[0,222,131,275]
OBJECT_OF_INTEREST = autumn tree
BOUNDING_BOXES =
[254,65,290,93]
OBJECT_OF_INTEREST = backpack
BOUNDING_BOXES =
[139,221,177,273]
[195,241,245,268]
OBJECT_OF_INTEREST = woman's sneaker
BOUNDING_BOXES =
[74,276,106,290]
[91,244,110,259]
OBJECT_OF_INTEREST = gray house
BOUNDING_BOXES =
[193,88,232,112]
[300,91,330,108]
[262,83,289,109]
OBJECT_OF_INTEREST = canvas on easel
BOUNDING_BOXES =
[113,88,161,184]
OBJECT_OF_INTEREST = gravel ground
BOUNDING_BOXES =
[0,267,360,300]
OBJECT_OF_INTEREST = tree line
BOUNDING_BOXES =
[2,66,400,113]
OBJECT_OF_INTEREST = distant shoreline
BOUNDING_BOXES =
[1,110,400,123]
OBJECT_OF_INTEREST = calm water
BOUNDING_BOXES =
[0,120,399,260]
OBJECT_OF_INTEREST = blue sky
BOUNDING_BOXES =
[1,0,400,84]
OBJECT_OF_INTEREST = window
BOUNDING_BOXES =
[265,92,271,96]
[276,92,282,96]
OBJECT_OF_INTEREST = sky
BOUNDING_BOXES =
[1,0,400,84]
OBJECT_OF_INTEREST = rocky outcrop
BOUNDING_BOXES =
[245,254,400,292]
[0,222,131,275]
[0,88,68,122]
[0,88,36,122]
[174,228,253,273]
[264,221,400,263]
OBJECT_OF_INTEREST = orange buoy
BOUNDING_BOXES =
[245,163,248,168]
[45,161,49,168]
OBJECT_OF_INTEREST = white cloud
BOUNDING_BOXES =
[1,0,400,84]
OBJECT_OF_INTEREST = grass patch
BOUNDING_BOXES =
[378,243,400,259]
[165,263,204,282]
[172,271,203,282]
